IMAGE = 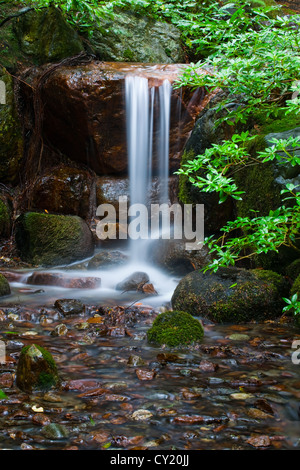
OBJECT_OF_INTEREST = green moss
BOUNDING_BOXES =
[291,274,300,296]
[0,199,11,238]
[147,310,204,347]
[15,212,94,266]
[171,268,287,323]
[0,274,10,297]
[0,66,24,184]
[17,344,59,392]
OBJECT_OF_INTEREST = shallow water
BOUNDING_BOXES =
[0,295,300,450]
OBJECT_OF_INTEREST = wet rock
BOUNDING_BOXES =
[40,62,203,175]
[147,310,204,347]
[16,344,59,393]
[229,334,250,341]
[26,166,96,220]
[136,369,156,381]
[172,267,288,323]
[199,360,218,372]
[15,212,94,266]
[139,284,158,295]
[246,435,271,448]
[88,251,128,270]
[0,372,13,388]
[27,272,101,289]
[150,239,212,275]
[131,409,153,421]
[116,272,150,291]
[50,324,68,337]
[127,355,145,367]
[0,274,10,297]
[54,299,85,316]
[41,423,69,440]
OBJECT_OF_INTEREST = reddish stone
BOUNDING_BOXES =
[39,62,207,175]
[0,372,13,388]
[199,360,218,372]
[135,369,156,381]
[27,272,101,289]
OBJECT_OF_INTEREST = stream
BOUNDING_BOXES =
[0,253,300,450]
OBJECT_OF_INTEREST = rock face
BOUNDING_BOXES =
[15,212,94,266]
[39,62,205,175]
[16,344,59,393]
[0,66,24,184]
[0,274,11,297]
[0,5,84,72]
[0,197,11,239]
[26,165,96,220]
[88,11,184,63]
[171,267,288,323]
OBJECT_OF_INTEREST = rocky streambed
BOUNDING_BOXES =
[0,296,300,450]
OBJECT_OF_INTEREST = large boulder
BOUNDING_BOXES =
[25,165,96,219]
[0,66,24,184]
[171,267,288,323]
[15,212,94,266]
[88,10,184,63]
[38,62,204,175]
[0,5,84,72]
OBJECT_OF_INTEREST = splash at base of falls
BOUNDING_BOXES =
[3,250,180,309]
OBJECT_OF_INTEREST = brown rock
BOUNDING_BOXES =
[40,62,206,175]
[135,369,156,381]
[27,272,101,289]
[26,166,96,219]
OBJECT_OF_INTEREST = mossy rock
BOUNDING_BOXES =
[0,197,11,238]
[88,10,184,63]
[171,267,288,323]
[15,212,94,266]
[0,66,24,184]
[147,310,204,347]
[0,273,10,297]
[286,259,300,282]
[16,344,59,393]
[0,5,84,72]
[291,273,300,296]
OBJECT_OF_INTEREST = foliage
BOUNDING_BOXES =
[283,293,300,317]
[175,1,300,319]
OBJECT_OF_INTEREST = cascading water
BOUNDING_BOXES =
[6,64,199,308]
[125,75,172,262]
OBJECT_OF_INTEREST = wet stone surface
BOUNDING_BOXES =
[0,302,300,450]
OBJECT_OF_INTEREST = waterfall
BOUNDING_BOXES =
[125,75,172,261]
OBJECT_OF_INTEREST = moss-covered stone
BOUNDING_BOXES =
[291,273,300,296]
[0,66,24,184]
[147,310,204,347]
[285,259,300,282]
[16,344,59,393]
[0,273,10,297]
[171,267,287,323]
[15,212,94,266]
[88,10,184,63]
[0,197,11,238]
[0,5,84,72]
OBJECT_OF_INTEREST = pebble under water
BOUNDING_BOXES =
[0,271,300,450]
